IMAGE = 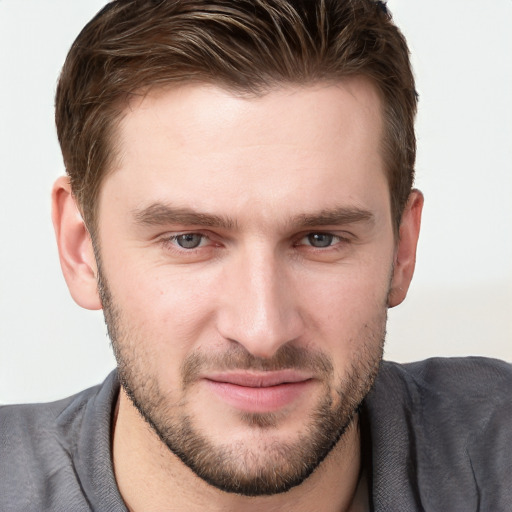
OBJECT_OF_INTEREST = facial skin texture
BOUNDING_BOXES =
[52,78,423,511]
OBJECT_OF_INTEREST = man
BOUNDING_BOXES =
[0,0,510,510]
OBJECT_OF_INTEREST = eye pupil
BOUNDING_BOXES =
[308,233,333,248]
[176,233,202,249]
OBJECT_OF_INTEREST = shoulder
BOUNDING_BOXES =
[0,381,102,426]
[398,356,512,393]
[0,373,118,511]
[382,356,512,406]
[0,379,105,451]
[367,357,512,509]
[376,357,512,445]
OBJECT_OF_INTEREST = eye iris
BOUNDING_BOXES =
[308,233,333,248]
[176,234,202,249]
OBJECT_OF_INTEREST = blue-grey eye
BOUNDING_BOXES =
[307,233,334,248]
[175,233,203,249]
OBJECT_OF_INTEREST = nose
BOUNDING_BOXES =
[216,245,304,359]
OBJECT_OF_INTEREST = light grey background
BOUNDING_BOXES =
[0,0,511,404]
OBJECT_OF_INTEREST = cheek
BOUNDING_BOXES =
[297,262,391,348]
[110,262,220,352]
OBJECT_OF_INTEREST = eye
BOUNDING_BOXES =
[171,233,206,249]
[302,233,339,248]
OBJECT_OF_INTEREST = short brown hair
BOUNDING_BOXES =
[55,0,417,237]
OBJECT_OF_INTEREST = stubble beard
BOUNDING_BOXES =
[98,265,385,496]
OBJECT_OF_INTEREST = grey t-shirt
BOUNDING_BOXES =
[1,357,511,511]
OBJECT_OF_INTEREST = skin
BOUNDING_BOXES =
[52,78,423,511]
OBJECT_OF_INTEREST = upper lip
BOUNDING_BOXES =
[203,370,313,388]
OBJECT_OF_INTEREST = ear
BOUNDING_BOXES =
[388,189,424,308]
[52,176,102,310]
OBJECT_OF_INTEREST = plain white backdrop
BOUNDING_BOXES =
[0,0,511,404]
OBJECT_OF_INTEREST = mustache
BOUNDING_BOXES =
[181,344,334,388]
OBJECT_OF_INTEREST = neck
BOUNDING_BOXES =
[113,388,366,512]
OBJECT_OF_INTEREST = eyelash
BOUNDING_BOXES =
[159,231,350,253]
[295,232,347,249]
[160,232,213,251]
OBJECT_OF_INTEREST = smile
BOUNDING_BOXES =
[202,371,315,413]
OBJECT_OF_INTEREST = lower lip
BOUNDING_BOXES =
[204,379,313,413]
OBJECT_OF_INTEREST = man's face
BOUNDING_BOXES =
[96,79,396,495]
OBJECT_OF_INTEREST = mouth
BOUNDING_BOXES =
[202,370,315,413]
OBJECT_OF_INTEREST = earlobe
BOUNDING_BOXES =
[388,189,424,308]
[52,176,102,310]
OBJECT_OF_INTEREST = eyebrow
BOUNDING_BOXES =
[132,203,374,230]
[291,207,374,228]
[132,203,236,229]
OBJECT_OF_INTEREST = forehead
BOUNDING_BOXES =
[101,79,388,226]
[118,78,383,155]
